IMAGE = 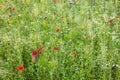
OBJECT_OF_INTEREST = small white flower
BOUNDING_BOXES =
[112,36,117,40]
[18,14,21,16]
[24,26,28,28]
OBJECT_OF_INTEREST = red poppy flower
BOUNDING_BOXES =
[109,19,113,23]
[39,46,44,50]
[56,28,60,32]
[18,66,24,71]
[54,47,58,51]
[15,65,24,71]
[15,68,19,71]
[116,16,120,18]
[32,50,38,56]
[73,52,76,57]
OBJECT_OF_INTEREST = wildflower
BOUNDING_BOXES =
[39,46,44,50]
[56,28,60,32]
[109,19,113,24]
[32,56,36,61]
[18,66,24,71]
[15,65,24,71]
[73,52,76,57]
[32,50,38,56]
[15,68,19,71]
[54,47,58,51]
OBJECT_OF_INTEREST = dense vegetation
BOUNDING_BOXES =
[0,0,120,80]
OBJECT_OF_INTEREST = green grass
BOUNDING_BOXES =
[0,0,120,80]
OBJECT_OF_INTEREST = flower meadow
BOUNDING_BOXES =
[0,0,120,80]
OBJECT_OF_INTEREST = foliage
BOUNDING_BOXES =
[0,0,120,80]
